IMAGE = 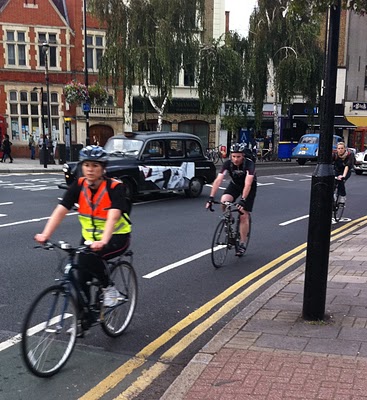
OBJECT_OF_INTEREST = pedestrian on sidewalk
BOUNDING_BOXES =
[28,133,36,160]
[1,134,13,163]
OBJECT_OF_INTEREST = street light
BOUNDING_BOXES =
[42,42,52,167]
[32,87,47,168]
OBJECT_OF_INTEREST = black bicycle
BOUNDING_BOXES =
[21,241,138,377]
[209,201,251,268]
[206,146,224,164]
[333,177,345,222]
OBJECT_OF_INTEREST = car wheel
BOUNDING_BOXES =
[185,177,203,198]
[355,170,363,175]
[297,159,306,165]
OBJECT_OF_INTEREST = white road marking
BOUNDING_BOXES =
[0,314,72,352]
[0,214,7,217]
[279,215,309,226]
[257,182,274,186]
[0,202,13,206]
[299,178,312,181]
[143,248,214,279]
[274,177,294,182]
[0,212,78,228]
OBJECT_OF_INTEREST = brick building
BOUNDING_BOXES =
[0,0,226,160]
[0,0,123,159]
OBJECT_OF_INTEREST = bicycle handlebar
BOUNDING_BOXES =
[35,240,93,255]
[207,200,244,214]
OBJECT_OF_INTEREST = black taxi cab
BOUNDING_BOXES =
[61,131,216,199]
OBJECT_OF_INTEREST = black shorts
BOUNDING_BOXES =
[223,181,257,212]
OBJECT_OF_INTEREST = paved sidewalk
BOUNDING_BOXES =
[162,222,367,400]
[0,157,63,173]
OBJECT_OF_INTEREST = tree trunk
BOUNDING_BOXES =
[144,80,168,132]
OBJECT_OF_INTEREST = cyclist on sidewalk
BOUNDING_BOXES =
[332,142,354,204]
[206,143,257,256]
[35,145,131,311]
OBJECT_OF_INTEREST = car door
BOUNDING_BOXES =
[138,139,173,192]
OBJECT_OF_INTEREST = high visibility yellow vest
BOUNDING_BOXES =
[77,177,131,241]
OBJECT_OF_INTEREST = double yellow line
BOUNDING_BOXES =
[80,216,367,400]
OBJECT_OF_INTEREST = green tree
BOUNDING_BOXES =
[89,0,205,131]
[89,0,248,132]
[247,0,324,157]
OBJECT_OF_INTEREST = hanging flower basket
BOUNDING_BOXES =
[64,80,89,105]
[88,83,109,106]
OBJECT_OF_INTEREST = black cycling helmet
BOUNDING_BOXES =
[79,145,108,164]
[230,143,246,153]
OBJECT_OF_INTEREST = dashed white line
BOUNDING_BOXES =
[274,177,294,182]
[279,215,309,226]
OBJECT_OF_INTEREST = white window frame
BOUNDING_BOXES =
[35,29,61,71]
[4,28,29,68]
[86,30,105,72]
[6,88,62,142]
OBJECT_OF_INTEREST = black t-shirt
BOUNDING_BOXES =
[220,158,256,187]
[60,178,128,213]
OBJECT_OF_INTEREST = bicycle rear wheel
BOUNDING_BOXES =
[21,285,78,377]
[236,213,252,255]
[211,219,230,268]
[102,261,138,337]
[333,200,344,222]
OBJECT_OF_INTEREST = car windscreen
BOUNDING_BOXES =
[104,138,143,157]
[299,136,318,144]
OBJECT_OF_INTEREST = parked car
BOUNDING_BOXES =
[354,149,367,175]
[60,131,217,199]
[291,133,343,165]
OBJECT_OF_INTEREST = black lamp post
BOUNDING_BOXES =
[84,0,90,145]
[302,1,341,321]
[33,86,47,168]
[42,42,52,167]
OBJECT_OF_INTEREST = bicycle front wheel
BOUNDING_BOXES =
[21,285,78,377]
[211,219,230,268]
[102,261,138,337]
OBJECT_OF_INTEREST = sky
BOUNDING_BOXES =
[225,0,258,37]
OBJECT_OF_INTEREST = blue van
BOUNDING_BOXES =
[291,133,343,165]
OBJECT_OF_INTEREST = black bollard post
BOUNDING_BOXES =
[302,0,341,321]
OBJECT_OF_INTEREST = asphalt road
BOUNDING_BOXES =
[0,166,366,399]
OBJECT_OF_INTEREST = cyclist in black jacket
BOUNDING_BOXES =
[332,142,354,203]
[206,143,257,256]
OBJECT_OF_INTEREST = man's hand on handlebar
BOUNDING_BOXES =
[337,175,345,181]
[236,198,246,212]
[206,196,215,212]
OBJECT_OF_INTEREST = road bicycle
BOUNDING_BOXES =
[209,200,251,268]
[333,177,346,222]
[206,146,224,164]
[21,241,138,378]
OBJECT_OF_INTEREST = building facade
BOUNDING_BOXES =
[0,0,226,159]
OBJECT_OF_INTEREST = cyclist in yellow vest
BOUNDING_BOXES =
[35,145,131,310]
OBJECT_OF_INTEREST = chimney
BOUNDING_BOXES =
[225,11,230,32]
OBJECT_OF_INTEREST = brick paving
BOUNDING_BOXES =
[162,224,367,400]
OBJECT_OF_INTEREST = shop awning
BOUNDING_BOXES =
[293,115,356,128]
[345,116,367,127]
